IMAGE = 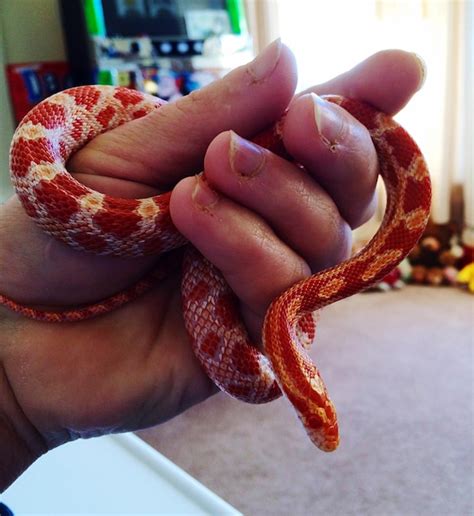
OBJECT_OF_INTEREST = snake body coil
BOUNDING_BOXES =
[1,86,431,451]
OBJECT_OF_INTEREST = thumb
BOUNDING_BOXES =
[299,49,425,115]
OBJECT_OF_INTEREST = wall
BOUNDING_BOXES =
[0,21,14,201]
[0,0,65,201]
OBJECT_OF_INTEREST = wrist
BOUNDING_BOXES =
[0,329,47,492]
[0,413,40,493]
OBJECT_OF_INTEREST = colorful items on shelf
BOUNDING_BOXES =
[96,64,219,101]
[368,259,411,292]
[6,62,72,123]
[355,223,474,293]
[457,263,474,293]
[407,223,474,293]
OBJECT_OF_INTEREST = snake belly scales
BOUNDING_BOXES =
[0,86,431,451]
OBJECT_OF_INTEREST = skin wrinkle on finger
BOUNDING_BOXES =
[291,179,352,265]
[222,218,311,312]
[68,126,171,192]
[73,173,163,198]
[264,174,352,270]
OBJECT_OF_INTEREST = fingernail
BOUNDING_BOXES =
[248,38,282,82]
[229,131,265,178]
[192,175,219,210]
[311,93,344,152]
[412,52,427,90]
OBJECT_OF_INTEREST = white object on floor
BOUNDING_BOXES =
[1,433,241,515]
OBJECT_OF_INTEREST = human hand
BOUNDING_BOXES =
[0,41,424,490]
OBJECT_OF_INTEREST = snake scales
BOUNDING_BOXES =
[0,86,431,451]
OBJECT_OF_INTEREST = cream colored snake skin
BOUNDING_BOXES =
[1,86,431,451]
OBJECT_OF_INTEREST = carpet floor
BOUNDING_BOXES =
[138,286,473,516]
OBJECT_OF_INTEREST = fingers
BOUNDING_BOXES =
[170,115,360,337]
[283,93,378,228]
[170,175,312,339]
[171,65,400,336]
[283,50,426,229]
[69,39,297,191]
[203,130,352,271]
[299,49,426,115]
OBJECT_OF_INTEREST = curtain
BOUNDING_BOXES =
[244,0,280,55]
[244,0,473,241]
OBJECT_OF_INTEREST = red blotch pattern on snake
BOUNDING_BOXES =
[1,86,431,451]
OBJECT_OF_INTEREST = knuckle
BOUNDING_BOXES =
[336,120,379,228]
[352,191,378,228]
[178,88,210,113]
[243,221,309,304]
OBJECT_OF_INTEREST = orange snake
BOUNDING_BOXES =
[0,86,431,451]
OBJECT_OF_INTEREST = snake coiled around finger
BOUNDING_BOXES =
[0,86,431,451]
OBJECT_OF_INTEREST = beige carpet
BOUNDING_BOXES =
[138,286,473,516]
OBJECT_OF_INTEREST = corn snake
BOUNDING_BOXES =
[0,85,431,451]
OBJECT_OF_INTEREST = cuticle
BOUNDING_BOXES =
[192,174,219,212]
[230,133,266,179]
[247,38,282,84]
